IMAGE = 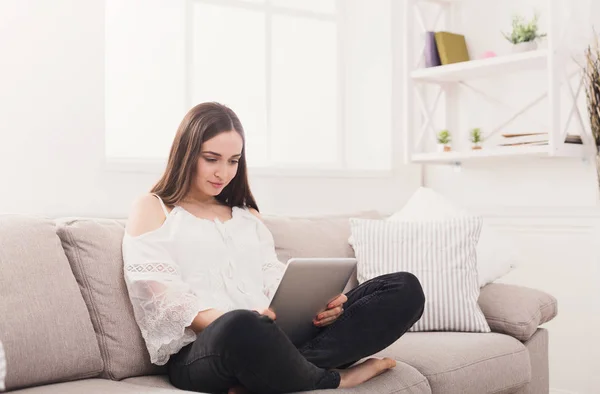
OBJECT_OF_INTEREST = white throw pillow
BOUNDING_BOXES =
[388,187,519,287]
[350,216,491,333]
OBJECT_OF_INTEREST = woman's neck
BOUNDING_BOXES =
[182,191,218,205]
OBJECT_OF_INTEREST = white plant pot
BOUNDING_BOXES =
[437,144,451,152]
[512,41,537,53]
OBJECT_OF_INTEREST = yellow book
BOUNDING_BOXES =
[434,32,470,65]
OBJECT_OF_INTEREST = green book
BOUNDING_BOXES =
[434,31,470,65]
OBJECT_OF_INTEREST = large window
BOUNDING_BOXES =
[105,0,393,172]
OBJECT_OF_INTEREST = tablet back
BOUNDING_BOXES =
[269,257,357,346]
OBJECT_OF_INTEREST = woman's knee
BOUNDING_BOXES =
[209,310,271,346]
[388,272,425,308]
[212,309,262,333]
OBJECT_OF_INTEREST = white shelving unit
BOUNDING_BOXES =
[411,143,585,165]
[403,0,596,165]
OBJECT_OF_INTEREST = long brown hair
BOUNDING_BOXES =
[150,102,259,211]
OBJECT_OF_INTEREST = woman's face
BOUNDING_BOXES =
[193,130,243,199]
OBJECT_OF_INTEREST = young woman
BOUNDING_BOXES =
[122,102,425,394]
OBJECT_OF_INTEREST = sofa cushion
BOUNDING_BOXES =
[478,283,557,341]
[374,332,531,394]
[122,375,178,390]
[313,359,431,394]
[7,379,192,393]
[55,218,165,380]
[123,361,432,394]
[0,216,103,391]
[262,211,384,265]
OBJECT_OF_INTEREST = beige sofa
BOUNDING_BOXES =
[0,211,557,394]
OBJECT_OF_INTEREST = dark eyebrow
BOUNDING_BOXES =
[202,151,242,158]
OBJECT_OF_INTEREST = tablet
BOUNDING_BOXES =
[268,257,357,346]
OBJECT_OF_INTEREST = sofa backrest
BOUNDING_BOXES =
[0,215,103,391]
[262,210,384,290]
[262,210,384,264]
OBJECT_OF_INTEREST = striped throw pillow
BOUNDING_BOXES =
[349,216,490,333]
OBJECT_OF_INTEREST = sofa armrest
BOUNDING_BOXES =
[478,283,558,341]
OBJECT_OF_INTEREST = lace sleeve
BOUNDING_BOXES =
[254,219,286,301]
[122,233,205,365]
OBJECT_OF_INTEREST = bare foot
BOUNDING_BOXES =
[228,385,250,394]
[336,357,396,388]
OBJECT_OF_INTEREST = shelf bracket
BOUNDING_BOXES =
[460,82,550,134]
[489,92,548,139]
[414,86,443,150]
[563,67,591,145]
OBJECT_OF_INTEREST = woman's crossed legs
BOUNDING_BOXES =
[167,272,425,394]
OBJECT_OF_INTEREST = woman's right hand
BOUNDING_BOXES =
[254,308,276,320]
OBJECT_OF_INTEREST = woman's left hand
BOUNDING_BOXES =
[313,294,348,327]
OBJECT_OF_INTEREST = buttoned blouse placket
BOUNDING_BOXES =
[214,219,249,297]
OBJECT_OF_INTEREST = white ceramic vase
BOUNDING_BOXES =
[512,41,538,53]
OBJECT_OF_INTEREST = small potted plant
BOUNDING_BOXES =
[469,128,483,150]
[502,12,547,53]
[436,129,452,152]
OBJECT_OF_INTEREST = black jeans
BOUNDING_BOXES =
[167,272,425,394]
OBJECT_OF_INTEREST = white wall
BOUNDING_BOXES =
[0,0,421,219]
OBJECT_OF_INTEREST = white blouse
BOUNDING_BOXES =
[122,196,286,365]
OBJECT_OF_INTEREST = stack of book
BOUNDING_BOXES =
[425,31,470,67]
[498,133,583,146]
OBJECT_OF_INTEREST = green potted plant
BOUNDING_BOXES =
[436,129,452,152]
[469,127,484,150]
[502,12,547,53]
